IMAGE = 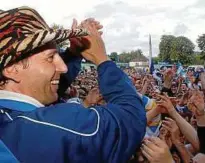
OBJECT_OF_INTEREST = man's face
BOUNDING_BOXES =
[171,83,177,94]
[187,70,194,77]
[9,43,68,105]
[172,65,177,72]
[181,84,187,91]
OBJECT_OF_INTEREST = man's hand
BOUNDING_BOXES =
[188,90,205,116]
[192,153,205,163]
[155,104,167,114]
[162,117,181,144]
[155,93,176,114]
[141,78,151,95]
[163,69,174,89]
[83,88,103,107]
[141,137,174,163]
[76,20,108,65]
[69,18,103,55]
[68,85,79,97]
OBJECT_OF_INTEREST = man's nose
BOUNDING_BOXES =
[55,54,68,73]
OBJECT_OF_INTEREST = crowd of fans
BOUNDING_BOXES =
[62,65,205,163]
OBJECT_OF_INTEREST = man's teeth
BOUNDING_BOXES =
[51,80,59,84]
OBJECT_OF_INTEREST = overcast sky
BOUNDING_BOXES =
[1,0,205,56]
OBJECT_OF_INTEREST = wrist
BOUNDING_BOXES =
[196,114,205,127]
[95,56,110,66]
[195,109,205,117]
[169,109,178,118]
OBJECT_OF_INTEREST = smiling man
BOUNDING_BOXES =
[0,6,146,163]
[2,43,67,105]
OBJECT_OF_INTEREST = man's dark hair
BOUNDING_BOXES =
[0,57,29,87]
[0,44,48,86]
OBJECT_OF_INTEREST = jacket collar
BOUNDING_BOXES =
[0,90,44,112]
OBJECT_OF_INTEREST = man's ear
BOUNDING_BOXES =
[2,64,21,83]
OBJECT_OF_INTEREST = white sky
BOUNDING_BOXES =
[1,0,205,56]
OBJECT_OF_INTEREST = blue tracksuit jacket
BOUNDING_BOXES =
[0,54,146,163]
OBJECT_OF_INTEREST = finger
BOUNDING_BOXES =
[81,21,92,36]
[155,94,167,101]
[163,120,172,126]
[143,139,160,151]
[91,20,100,26]
[85,19,103,31]
[190,93,203,104]
[82,18,97,27]
[161,124,172,131]
[80,18,95,27]
[149,137,165,147]
[162,122,173,130]
[165,117,175,122]
[192,101,201,110]
[163,92,169,98]
[169,97,176,101]
[84,18,95,22]
[71,18,78,30]
[155,101,166,106]
[141,148,152,161]
[141,144,155,157]
[85,20,95,33]
[155,104,165,110]
[92,20,100,25]
[94,24,103,30]
[89,22,100,37]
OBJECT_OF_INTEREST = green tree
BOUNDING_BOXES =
[191,53,205,65]
[109,52,119,62]
[152,57,161,64]
[118,49,146,63]
[51,23,69,48]
[159,35,176,62]
[197,34,205,62]
[171,36,195,64]
[159,35,195,64]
